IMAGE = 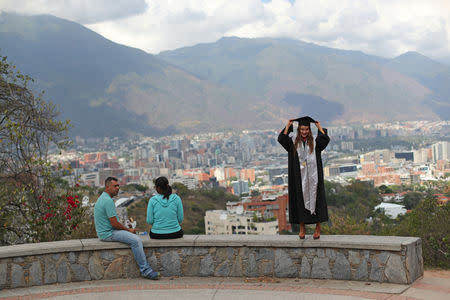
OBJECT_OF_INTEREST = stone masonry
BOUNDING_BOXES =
[0,235,423,289]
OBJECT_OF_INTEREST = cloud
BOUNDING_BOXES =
[2,0,449,60]
[0,0,147,24]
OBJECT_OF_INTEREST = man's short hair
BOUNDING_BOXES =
[105,177,118,187]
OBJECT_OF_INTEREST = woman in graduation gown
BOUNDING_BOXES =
[278,116,330,239]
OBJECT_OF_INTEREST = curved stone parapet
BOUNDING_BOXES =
[0,235,423,289]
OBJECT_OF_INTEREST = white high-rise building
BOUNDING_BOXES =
[214,168,225,181]
[413,148,430,164]
[170,175,198,190]
[432,142,450,162]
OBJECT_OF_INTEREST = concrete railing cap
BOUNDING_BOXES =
[0,235,420,259]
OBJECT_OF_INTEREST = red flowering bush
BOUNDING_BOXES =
[32,183,89,242]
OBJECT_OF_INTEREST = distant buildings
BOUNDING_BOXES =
[210,167,236,182]
[204,210,278,235]
[380,192,406,203]
[170,175,198,190]
[394,152,414,161]
[204,193,291,235]
[50,121,449,197]
[324,164,358,178]
[432,142,450,162]
[240,168,256,183]
[435,194,450,205]
[434,160,450,178]
[241,194,291,232]
[340,141,354,151]
[80,172,100,187]
[183,169,210,182]
[232,180,249,196]
[374,202,407,219]
[325,140,450,186]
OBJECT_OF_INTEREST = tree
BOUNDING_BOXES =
[250,190,260,197]
[0,55,74,244]
[321,212,370,235]
[121,183,148,193]
[392,197,449,268]
[172,182,189,197]
[325,180,381,222]
[378,185,393,194]
[403,192,422,210]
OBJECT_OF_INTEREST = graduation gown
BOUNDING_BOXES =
[278,127,330,224]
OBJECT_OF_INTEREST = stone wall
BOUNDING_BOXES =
[0,235,423,289]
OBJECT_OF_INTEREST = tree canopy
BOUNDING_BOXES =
[0,55,75,244]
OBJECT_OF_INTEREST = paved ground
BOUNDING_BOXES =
[1,270,449,300]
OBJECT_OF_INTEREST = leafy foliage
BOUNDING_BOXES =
[325,180,381,222]
[31,184,94,242]
[403,192,423,210]
[323,179,450,268]
[389,197,450,268]
[120,184,148,193]
[321,213,370,235]
[127,184,239,234]
[0,55,94,244]
[378,185,393,194]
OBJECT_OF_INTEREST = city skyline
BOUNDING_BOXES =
[53,120,450,191]
[53,119,450,236]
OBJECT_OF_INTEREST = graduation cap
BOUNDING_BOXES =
[287,116,316,133]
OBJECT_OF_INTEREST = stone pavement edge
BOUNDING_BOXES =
[0,270,448,300]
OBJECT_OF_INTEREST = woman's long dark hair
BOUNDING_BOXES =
[154,176,172,200]
[294,125,314,154]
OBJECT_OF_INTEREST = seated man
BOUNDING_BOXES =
[94,176,159,280]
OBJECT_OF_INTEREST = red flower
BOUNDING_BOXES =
[75,183,80,187]
[39,195,43,199]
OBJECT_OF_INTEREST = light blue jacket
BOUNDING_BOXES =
[146,193,183,234]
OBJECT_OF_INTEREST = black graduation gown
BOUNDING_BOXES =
[278,127,330,224]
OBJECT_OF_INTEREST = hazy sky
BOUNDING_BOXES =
[2,0,450,61]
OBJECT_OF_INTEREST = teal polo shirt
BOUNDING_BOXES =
[94,192,118,239]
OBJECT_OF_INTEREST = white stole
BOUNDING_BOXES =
[296,138,318,215]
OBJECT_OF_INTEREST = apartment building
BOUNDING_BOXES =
[204,210,278,235]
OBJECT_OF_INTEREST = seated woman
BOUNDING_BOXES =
[146,176,184,239]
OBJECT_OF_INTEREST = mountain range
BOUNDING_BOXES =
[1,12,449,137]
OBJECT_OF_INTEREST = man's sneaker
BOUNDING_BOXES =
[144,271,160,280]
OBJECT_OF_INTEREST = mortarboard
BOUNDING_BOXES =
[287,116,316,133]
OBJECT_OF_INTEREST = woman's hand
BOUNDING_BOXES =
[315,121,325,134]
[283,119,294,134]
